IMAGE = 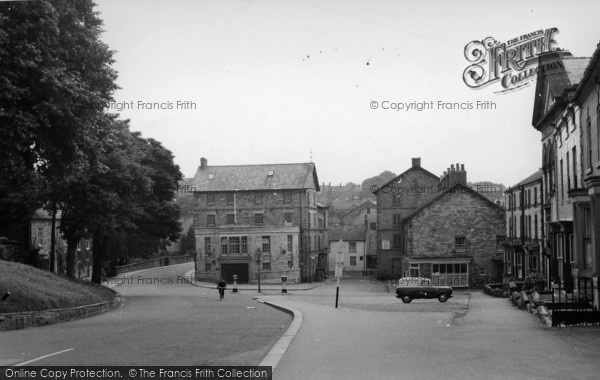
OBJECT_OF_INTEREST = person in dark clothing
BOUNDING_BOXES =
[217,278,227,300]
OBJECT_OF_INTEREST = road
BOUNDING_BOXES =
[0,263,290,366]
[262,278,600,380]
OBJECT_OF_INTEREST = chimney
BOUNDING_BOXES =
[441,162,467,187]
[200,157,207,170]
[411,157,421,167]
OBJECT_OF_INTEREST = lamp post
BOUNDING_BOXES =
[256,248,262,293]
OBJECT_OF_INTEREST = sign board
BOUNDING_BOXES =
[382,239,390,250]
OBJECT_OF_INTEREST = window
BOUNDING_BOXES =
[560,159,564,202]
[284,192,292,204]
[534,188,537,205]
[262,236,270,254]
[566,151,571,190]
[254,193,263,205]
[556,235,564,259]
[288,261,293,269]
[284,212,292,224]
[517,252,523,277]
[534,215,538,239]
[505,252,512,274]
[350,256,357,266]
[221,237,228,254]
[86,239,90,250]
[255,213,264,225]
[241,236,248,254]
[262,261,271,270]
[36,228,43,246]
[227,213,235,225]
[583,207,593,269]
[409,263,420,277]
[588,117,593,169]
[207,215,216,227]
[455,236,466,250]
[572,147,578,188]
[532,254,539,271]
[205,263,211,271]
[349,241,357,253]
[479,268,486,276]
[392,234,401,249]
[370,222,376,230]
[229,236,240,254]
[393,214,401,225]
[227,193,234,204]
[205,237,211,255]
[77,240,82,251]
[287,235,293,252]
[207,193,215,205]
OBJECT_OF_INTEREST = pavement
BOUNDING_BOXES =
[257,278,600,380]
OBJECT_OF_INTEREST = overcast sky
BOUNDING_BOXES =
[94,0,600,187]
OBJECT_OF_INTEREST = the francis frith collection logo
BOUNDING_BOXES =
[463,27,566,92]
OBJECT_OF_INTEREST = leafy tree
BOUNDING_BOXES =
[179,226,196,256]
[361,171,397,197]
[0,0,117,256]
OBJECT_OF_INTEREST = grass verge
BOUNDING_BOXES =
[0,260,116,313]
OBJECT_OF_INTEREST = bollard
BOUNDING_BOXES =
[281,275,287,293]
[232,275,238,293]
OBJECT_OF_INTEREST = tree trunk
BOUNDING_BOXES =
[65,237,78,278]
[92,227,110,284]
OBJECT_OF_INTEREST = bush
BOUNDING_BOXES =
[523,272,546,292]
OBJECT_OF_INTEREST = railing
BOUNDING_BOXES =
[114,254,192,275]
[550,277,600,326]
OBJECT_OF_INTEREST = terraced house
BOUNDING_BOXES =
[192,158,328,284]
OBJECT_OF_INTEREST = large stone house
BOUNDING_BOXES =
[502,170,544,282]
[375,158,505,287]
[192,158,328,284]
[532,51,590,291]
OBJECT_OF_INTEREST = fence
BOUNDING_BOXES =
[549,277,600,326]
[114,254,193,275]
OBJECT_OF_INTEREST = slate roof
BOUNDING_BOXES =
[329,225,367,242]
[562,57,590,89]
[506,169,543,191]
[374,166,439,194]
[340,201,376,220]
[192,163,320,192]
[404,182,504,221]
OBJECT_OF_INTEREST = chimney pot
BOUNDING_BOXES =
[461,164,465,171]
[451,164,455,171]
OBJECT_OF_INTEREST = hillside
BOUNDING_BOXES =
[0,261,116,313]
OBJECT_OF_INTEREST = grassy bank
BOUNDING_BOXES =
[0,260,116,314]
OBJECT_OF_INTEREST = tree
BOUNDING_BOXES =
[179,226,196,256]
[0,0,118,257]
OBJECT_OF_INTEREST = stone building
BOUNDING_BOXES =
[375,158,505,287]
[192,158,328,284]
[570,42,600,308]
[30,209,93,279]
[532,51,589,291]
[374,158,440,278]
[339,201,377,269]
[502,170,544,282]
[328,225,367,274]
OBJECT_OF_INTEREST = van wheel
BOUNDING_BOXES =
[401,295,412,303]
[438,294,448,303]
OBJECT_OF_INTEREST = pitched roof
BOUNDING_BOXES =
[340,201,376,220]
[562,57,590,88]
[374,166,439,194]
[404,182,504,221]
[329,225,367,242]
[575,42,600,101]
[192,162,320,192]
[506,169,543,191]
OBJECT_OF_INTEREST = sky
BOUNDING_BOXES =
[94,0,600,188]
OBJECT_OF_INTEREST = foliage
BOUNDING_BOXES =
[178,226,196,256]
[523,272,546,291]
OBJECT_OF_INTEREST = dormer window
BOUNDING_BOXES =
[208,174,214,180]
[267,171,274,176]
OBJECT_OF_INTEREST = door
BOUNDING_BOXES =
[392,259,403,278]
[220,263,249,283]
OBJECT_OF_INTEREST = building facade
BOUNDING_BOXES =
[192,158,327,284]
[571,42,600,308]
[532,52,589,292]
[502,170,544,282]
[339,201,377,268]
[328,226,367,274]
